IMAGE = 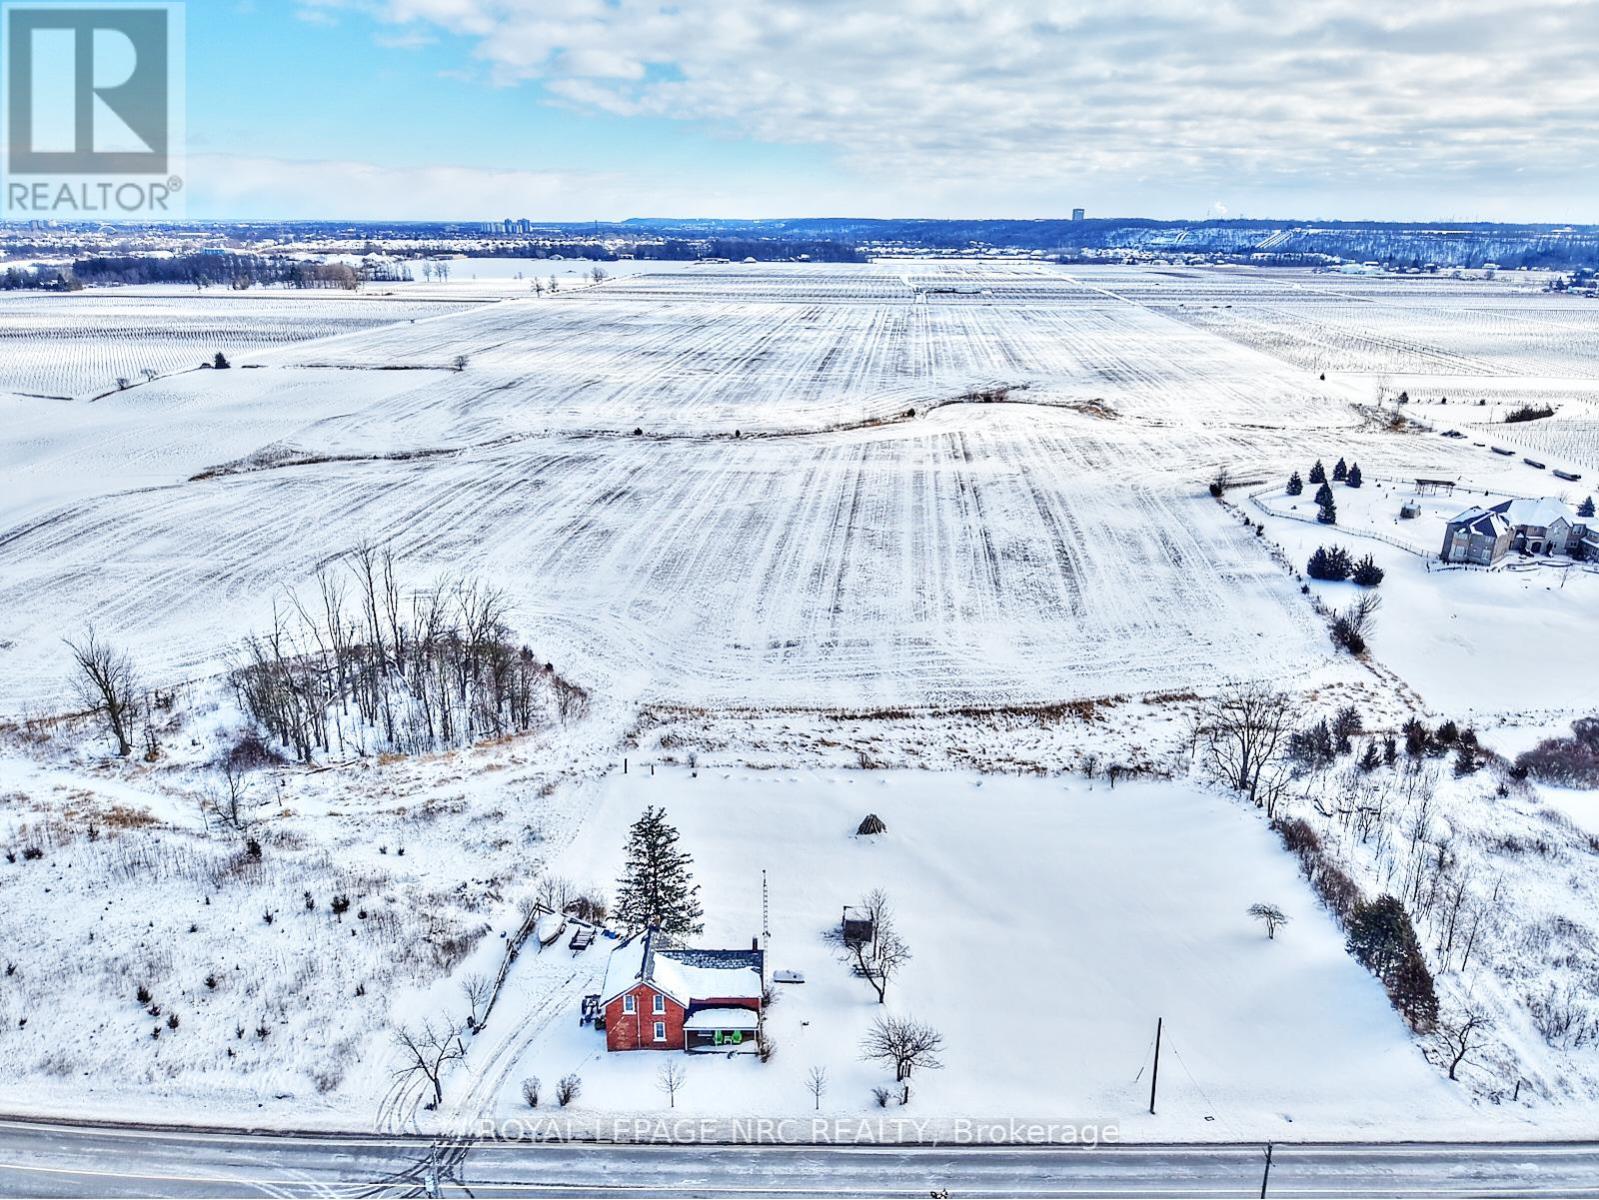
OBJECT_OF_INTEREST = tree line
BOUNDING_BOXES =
[232,544,587,761]
[5,254,371,291]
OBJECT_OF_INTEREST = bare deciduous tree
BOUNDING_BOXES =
[391,1017,466,1107]
[1248,903,1289,939]
[65,628,139,757]
[1192,683,1295,814]
[850,889,911,1004]
[460,972,492,1029]
[1437,1005,1491,1081]
[203,761,266,832]
[520,1076,540,1108]
[656,1059,687,1108]
[806,1066,828,1111]
[861,1015,945,1097]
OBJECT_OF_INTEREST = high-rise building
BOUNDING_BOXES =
[1071,208,1085,222]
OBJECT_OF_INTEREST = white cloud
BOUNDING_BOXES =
[293,0,1599,215]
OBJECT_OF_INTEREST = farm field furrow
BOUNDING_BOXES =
[0,409,1333,712]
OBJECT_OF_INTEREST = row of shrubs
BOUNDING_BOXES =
[1288,457,1364,494]
[1515,717,1599,787]
[1272,817,1438,1031]
[1306,545,1384,585]
[1287,710,1491,778]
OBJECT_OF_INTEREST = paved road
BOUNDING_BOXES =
[4,1119,1599,1198]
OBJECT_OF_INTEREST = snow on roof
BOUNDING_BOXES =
[683,1007,760,1031]
[599,931,651,1004]
[599,928,764,1007]
[1491,497,1575,529]
[1446,506,1510,538]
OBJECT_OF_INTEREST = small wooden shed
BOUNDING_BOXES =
[841,906,875,948]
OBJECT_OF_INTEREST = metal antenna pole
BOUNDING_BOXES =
[1149,1017,1163,1115]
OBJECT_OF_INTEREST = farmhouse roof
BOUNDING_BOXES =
[599,927,764,1007]
[1489,497,1574,529]
[1446,506,1511,539]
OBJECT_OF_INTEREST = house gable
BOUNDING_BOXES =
[603,981,686,1051]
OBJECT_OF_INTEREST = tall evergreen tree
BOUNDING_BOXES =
[1317,493,1338,525]
[1332,457,1348,481]
[1346,895,1437,1031]
[1314,481,1334,508]
[615,806,704,936]
[1308,459,1327,484]
[1286,470,1304,496]
[1345,463,1363,488]
[1580,496,1596,519]
[1346,895,1416,979]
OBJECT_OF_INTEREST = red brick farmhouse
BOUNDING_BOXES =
[598,927,765,1052]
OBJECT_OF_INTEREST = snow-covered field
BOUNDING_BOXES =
[2,263,1366,715]
[4,262,1599,1140]
[0,290,476,400]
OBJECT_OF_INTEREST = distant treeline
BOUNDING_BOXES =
[468,237,864,263]
[0,253,380,291]
[599,217,1599,270]
[74,254,367,289]
[0,265,78,291]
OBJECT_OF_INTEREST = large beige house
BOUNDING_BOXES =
[1440,497,1595,565]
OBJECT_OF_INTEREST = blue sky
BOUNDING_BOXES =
[176,1,1599,222]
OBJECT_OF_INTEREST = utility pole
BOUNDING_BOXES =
[1260,1142,1274,1198]
[1149,1017,1163,1115]
[762,868,771,948]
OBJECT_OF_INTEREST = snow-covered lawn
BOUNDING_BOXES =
[1249,476,1599,719]
[480,767,1477,1140]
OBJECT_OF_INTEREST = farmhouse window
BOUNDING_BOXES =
[654,1021,666,1042]
[653,993,666,1014]
[623,994,635,1014]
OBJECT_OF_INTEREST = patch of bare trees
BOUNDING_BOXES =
[231,544,588,761]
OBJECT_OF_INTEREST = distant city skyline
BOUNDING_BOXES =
[175,1,1599,223]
